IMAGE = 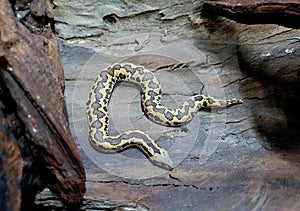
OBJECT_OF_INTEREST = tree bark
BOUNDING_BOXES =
[0,0,86,209]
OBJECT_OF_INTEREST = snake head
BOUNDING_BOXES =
[150,148,174,170]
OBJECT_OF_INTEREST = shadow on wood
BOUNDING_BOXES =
[237,35,300,160]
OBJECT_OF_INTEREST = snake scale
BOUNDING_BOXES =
[86,63,242,170]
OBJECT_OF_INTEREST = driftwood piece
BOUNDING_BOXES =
[203,0,300,28]
[0,0,85,209]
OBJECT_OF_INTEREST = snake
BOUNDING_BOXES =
[86,63,242,170]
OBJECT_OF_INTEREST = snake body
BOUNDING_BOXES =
[86,63,242,170]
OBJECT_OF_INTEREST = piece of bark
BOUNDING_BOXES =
[203,0,300,28]
[0,0,85,209]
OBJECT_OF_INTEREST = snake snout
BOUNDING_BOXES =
[150,150,174,170]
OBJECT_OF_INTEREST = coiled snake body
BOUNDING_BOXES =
[86,63,242,170]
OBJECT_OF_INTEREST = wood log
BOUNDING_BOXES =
[203,0,300,28]
[0,0,85,209]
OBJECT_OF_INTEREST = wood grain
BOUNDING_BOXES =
[0,0,85,209]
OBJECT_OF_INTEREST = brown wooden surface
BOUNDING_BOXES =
[0,132,23,211]
[0,0,85,209]
[203,0,300,28]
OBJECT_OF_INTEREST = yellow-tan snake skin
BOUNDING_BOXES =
[86,63,242,170]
